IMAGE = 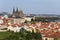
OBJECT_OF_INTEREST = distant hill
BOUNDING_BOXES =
[0,12,11,16]
[24,14,60,17]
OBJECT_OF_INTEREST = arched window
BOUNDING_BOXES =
[45,38,47,40]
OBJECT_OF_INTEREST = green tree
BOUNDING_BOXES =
[31,18,35,24]
[2,28,42,40]
[31,18,34,22]
[31,30,42,40]
[24,20,28,23]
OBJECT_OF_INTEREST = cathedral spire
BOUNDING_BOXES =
[16,8,18,13]
[13,8,15,13]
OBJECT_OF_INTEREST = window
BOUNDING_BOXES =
[45,38,47,40]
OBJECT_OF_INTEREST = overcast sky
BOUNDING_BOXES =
[0,0,60,14]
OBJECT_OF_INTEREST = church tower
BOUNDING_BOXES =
[13,8,15,15]
[19,10,24,17]
[16,8,18,13]
[12,8,24,18]
[15,8,19,16]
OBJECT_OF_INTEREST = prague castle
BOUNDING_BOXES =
[8,8,25,24]
[12,8,24,18]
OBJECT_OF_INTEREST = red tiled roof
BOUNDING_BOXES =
[39,22,60,38]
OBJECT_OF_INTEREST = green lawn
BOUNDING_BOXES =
[0,32,11,39]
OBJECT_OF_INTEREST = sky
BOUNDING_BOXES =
[0,0,60,14]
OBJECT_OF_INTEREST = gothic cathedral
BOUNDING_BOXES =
[12,8,24,18]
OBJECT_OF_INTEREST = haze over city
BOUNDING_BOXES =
[0,0,60,14]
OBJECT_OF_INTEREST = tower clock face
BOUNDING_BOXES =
[0,19,3,24]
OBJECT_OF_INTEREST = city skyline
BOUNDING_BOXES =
[0,0,60,14]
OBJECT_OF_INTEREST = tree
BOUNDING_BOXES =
[31,18,35,24]
[31,18,34,22]
[54,38,57,40]
[24,20,28,23]
[31,29,42,40]
[2,28,42,40]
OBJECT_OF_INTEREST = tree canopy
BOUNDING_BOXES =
[2,28,42,40]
